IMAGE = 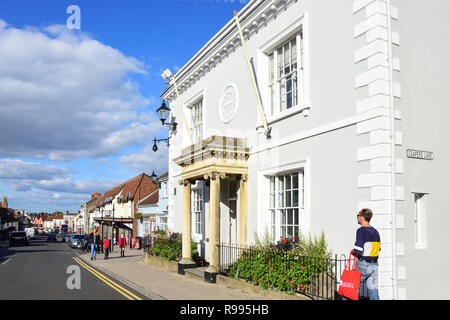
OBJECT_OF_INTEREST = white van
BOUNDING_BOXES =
[25,228,35,239]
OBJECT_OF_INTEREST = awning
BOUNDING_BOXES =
[113,222,132,230]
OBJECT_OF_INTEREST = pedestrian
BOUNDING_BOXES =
[103,236,110,260]
[95,233,101,253]
[118,233,127,257]
[350,208,381,300]
[90,234,97,260]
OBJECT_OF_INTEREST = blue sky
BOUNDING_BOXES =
[0,0,249,213]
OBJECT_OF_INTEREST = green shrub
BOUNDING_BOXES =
[150,232,198,262]
[231,230,332,294]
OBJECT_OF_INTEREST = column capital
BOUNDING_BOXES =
[203,171,227,181]
[240,174,249,183]
[178,179,192,187]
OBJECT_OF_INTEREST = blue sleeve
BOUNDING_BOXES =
[354,228,364,256]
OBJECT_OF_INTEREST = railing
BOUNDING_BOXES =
[218,243,351,300]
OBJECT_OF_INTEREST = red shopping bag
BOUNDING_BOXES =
[338,253,361,300]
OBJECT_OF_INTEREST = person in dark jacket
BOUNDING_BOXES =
[118,233,127,258]
[95,234,101,253]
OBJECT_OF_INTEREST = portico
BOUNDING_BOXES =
[174,136,249,276]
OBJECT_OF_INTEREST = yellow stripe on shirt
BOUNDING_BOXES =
[369,242,381,257]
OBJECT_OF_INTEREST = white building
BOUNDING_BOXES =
[160,0,450,299]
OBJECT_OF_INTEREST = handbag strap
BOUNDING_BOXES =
[346,252,358,271]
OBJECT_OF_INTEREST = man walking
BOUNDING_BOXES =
[351,208,381,300]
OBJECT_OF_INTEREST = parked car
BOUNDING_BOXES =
[47,233,57,242]
[9,231,29,247]
[69,234,85,248]
[66,233,73,244]
[47,233,64,243]
[78,235,91,251]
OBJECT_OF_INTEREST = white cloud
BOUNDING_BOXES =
[0,19,159,161]
[0,159,73,180]
[119,143,169,176]
[0,159,119,193]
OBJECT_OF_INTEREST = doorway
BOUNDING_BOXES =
[228,179,238,244]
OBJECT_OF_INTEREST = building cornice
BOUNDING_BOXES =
[161,0,296,102]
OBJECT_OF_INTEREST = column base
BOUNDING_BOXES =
[204,270,218,283]
[178,259,197,275]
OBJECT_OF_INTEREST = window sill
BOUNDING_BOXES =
[256,102,311,130]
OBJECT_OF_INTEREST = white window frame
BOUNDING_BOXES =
[158,215,168,232]
[190,99,203,144]
[258,15,310,127]
[268,171,304,241]
[191,182,204,239]
[258,159,309,242]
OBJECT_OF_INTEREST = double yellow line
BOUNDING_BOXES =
[73,256,142,300]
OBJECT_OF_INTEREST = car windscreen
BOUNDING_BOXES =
[73,235,84,239]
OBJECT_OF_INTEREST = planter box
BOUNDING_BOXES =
[216,275,311,300]
[142,253,178,273]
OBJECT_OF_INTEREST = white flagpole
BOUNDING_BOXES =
[233,10,271,139]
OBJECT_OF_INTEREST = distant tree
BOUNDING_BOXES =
[52,211,63,216]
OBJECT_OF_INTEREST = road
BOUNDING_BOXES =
[0,236,148,300]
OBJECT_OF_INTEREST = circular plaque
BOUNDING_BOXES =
[219,84,239,124]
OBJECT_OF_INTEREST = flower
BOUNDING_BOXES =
[283,238,287,243]
[301,266,305,271]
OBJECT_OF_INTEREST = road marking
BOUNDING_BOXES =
[1,258,11,266]
[72,257,142,300]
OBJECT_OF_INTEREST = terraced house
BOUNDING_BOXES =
[92,173,158,243]
[159,0,450,299]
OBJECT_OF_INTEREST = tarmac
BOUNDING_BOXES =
[76,246,274,300]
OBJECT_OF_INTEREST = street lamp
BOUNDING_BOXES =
[157,101,170,125]
[152,137,169,153]
[150,171,158,183]
[156,100,177,131]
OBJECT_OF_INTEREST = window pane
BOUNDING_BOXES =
[294,209,299,225]
[287,92,292,109]
[288,226,293,239]
[269,54,274,83]
[286,191,291,207]
[285,175,291,190]
[292,174,298,189]
[291,38,297,67]
[281,210,286,225]
[278,48,283,78]
[288,209,293,224]
[293,190,299,207]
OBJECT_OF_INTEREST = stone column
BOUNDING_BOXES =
[239,174,248,246]
[205,172,223,273]
[180,179,193,264]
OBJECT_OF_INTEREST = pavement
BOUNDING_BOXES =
[75,246,276,300]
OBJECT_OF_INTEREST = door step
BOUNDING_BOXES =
[184,266,207,279]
